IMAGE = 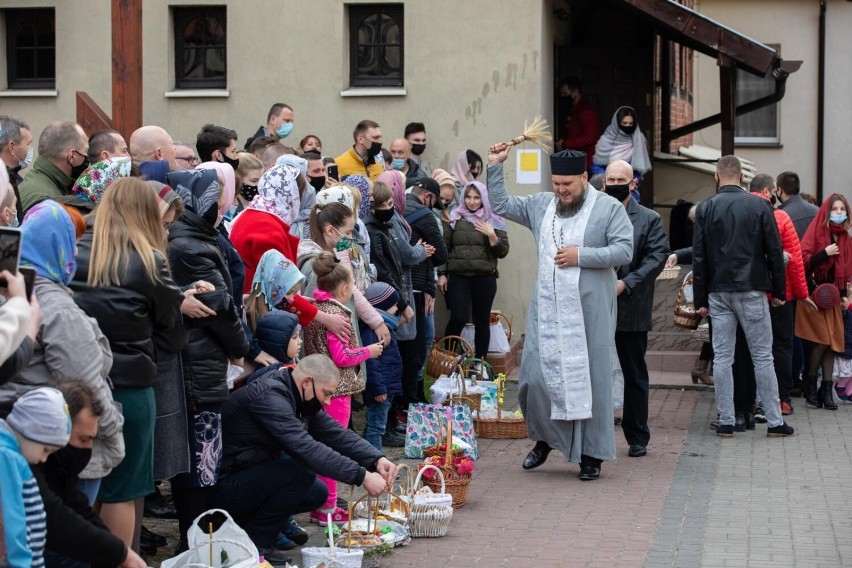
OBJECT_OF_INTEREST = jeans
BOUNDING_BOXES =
[615,331,650,447]
[709,291,783,427]
[444,273,498,359]
[364,398,391,450]
[770,300,796,402]
[418,311,436,384]
[76,478,101,507]
[398,292,426,406]
[210,457,327,549]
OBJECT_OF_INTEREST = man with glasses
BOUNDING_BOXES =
[0,115,33,221]
[18,121,89,213]
[174,142,200,170]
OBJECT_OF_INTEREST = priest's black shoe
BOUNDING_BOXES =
[579,464,601,481]
[627,444,647,458]
[522,441,552,470]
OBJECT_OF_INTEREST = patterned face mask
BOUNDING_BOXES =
[334,227,356,252]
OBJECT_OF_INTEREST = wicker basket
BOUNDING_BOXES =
[419,421,472,509]
[657,265,682,280]
[474,373,528,439]
[673,271,703,330]
[441,364,482,415]
[427,336,473,379]
[409,465,454,538]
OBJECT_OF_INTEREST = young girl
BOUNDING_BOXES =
[304,251,383,525]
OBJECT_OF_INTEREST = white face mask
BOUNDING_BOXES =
[12,144,33,169]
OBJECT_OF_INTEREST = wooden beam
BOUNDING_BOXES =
[76,92,114,136]
[112,0,143,140]
[718,54,736,157]
[660,37,672,154]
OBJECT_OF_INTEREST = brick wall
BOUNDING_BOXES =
[654,0,695,154]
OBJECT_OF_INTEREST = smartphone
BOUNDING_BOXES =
[326,164,339,182]
[0,227,22,287]
[19,267,35,301]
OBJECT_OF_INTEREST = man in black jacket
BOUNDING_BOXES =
[693,155,794,438]
[36,381,146,568]
[210,355,396,564]
[606,161,670,458]
[403,179,449,405]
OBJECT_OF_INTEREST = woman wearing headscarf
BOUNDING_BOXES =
[441,181,510,359]
[341,174,373,265]
[70,177,184,549]
[591,106,652,187]
[451,149,484,192]
[0,201,125,509]
[71,157,133,205]
[797,193,852,411]
[165,167,250,549]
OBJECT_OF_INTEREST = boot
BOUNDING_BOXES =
[691,358,714,385]
[820,380,838,410]
[804,374,820,408]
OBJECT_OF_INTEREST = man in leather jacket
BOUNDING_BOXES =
[692,155,793,438]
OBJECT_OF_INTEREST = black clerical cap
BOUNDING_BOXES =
[550,149,587,176]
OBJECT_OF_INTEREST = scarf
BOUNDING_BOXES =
[71,157,132,204]
[451,150,477,188]
[20,200,77,285]
[449,181,507,231]
[342,174,372,219]
[196,161,236,216]
[377,170,411,237]
[253,249,306,309]
[138,160,170,184]
[800,193,852,287]
[248,163,301,225]
[166,168,221,224]
[592,106,652,174]
[316,185,355,211]
[148,181,180,217]
[431,168,457,190]
[537,188,598,420]
[275,154,308,176]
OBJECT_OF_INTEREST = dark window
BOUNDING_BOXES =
[5,8,56,89]
[173,6,227,89]
[349,4,403,87]
[735,44,780,144]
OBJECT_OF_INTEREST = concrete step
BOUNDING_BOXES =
[646,350,700,373]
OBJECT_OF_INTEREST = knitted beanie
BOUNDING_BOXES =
[364,282,400,312]
[7,387,72,447]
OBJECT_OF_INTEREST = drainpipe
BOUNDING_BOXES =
[817,0,826,203]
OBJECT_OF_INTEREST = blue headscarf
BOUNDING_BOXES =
[252,249,305,309]
[139,160,171,184]
[342,174,372,220]
[166,168,221,224]
[20,200,77,285]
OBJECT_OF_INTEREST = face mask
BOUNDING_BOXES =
[335,232,356,252]
[830,213,847,224]
[410,143,426,156]
[70,156,90,180]
[619,124,637,136]
[13,144,33,169]
[374,207,395,223]
[299,380,323,415]
[4,207,19,228]
[769,193,777,207]
[49,444,93,477]
[276,122,293,139]
[391,158,406,170]
[219,153,240,171]
[308,175,326,192]
[240,184,258,201]
[605,183,631,202]
[368,141,383,158]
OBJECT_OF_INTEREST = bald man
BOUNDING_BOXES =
[18,121,89,212]
[129,126,177,170]
[389,138,425,185]
[604,160,669,458]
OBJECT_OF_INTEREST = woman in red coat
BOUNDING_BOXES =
[797,193,852,410]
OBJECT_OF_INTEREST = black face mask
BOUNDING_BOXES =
[619,124,637,136]
[605,183,631,202]
[769,193,778,207]
[70,157,90,180]
[368,141,383,159]
[410,143,426,156]
[240,184,258,201]
[374,208,395,223]
[219,154,240,171]
[308,175,326,192]
[48,444,93,477]
[299,380,323,415]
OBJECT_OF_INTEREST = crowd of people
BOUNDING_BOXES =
[0,108,509,566]
[0,98,843,567]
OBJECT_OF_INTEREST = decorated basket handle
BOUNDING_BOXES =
[414,464,447,494]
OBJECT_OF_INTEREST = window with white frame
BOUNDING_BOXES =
[735,45,780,145]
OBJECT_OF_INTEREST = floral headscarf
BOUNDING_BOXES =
[197,161,236,216]
[342,175,372,219]
[71,157,132,204]
[20,200,77,285]
[275,154,308,176]
[248,163,301,225]
[166,168,221,224]
[253,249,305,308]
[316,185,355,211]
[450,181,507,231]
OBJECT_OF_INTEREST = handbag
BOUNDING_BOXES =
[404,402,479,460]
[161,509,258,568]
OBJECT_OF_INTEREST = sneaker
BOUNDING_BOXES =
[781,400,793,415]
[273,533,296,550]
[309,507,349,526]
[716,424,735,438]
[335,497,349,511]
[753,405,767,423]
[282,517,309,545]
[382,430,405,447]
[767,422,795,437]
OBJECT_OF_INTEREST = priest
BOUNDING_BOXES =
[486,143,633,480]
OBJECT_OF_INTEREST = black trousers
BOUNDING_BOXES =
[733,325,757,413]
[770,300,796,402]
[444,273,498,359]
[397,291,426,407]
[615,331,650,447]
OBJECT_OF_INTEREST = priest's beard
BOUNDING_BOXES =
[556,190,586,217]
